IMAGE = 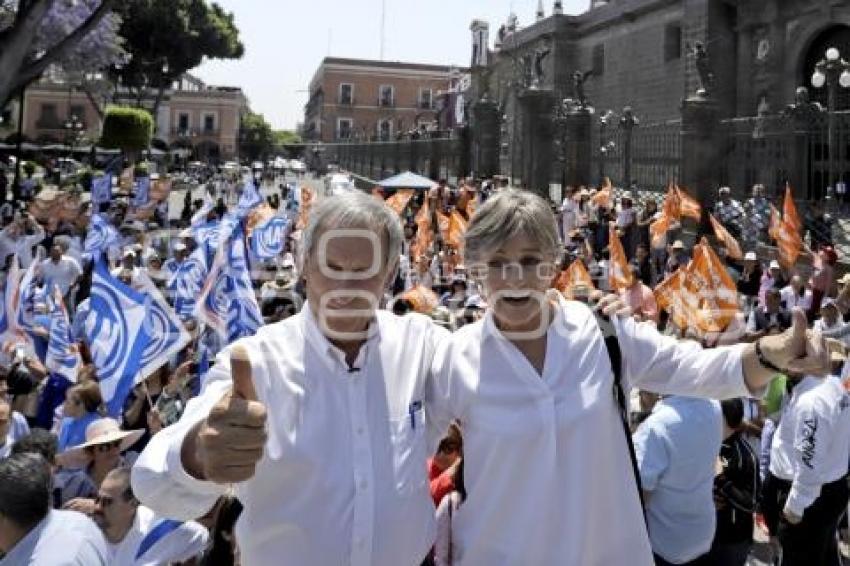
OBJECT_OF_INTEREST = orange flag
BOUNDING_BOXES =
[385,189,414,215]
[649,214,670,249]
[608,224,634,291]
[769,204,801,269]
[435,210,450,242]
[591,177,613,208]
[783,183,802,234]
[663,183,681,220]
[555,259,596,298]
[446,209,468,250]
[709,214,743,260]
[296,186,314,230]
[400,284,439,314]
[654,270,696,330]
[685,239,740,333]
[675,185,702,221]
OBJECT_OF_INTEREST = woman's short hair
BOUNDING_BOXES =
[463,189,561,266]
[71,381,104,415]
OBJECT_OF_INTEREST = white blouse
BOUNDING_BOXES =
[426,295,751,566]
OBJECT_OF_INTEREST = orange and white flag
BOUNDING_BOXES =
[296,186,315,230]
[446,209,467,250]
[654,269,697,330]
[676,185,702,221]
[608,224,634,290]
[769,204,801,269]
[709,214,743,260]
[555,259,595,298]
[783,183,802,234]
[649,214,671,249]
[685,239,740,332]
[400,284,439,314]
[591,177,613,208]
[385,189,414,215]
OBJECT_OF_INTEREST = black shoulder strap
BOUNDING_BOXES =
[595,312,647,520]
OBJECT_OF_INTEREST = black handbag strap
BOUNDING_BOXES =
[595,312,647,521]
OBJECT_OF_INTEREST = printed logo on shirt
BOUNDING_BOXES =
[801,416,818,469]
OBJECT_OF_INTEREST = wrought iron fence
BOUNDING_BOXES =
[588,119,681,190]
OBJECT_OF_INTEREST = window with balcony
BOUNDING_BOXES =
[203,113,216,133]
[379,85,394,107]
[378,119,392,141]
[337,118,353,140]
[419,88,433,110]
[177,113,190,132]
[339,83,353,105]
[37,104,60,128]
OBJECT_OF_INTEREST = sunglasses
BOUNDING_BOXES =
[95,494,116,508]
[95,440,122,452]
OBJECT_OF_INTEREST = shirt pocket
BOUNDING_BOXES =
[389,406,427,496]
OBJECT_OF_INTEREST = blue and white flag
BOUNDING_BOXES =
[15,248,43,338]
[132,176,151,208]
[46,286,81,383]
[236,181,263,219]
[196,225,262,347]
[137,270,191,379]
[82,260,151,417]
[168,246,208,319]
[84,214,119,260]
[191,190,215,227]
[91,174,113,205]
[192,220,220,250]
[250,214,290,260]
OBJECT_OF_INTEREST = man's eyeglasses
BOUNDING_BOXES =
[95,494,115,508]
[95,440,121,452]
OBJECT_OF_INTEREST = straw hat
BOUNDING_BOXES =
[58,418,144,468]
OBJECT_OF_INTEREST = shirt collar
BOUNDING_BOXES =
[481,289,564,344]
[301,301,381,374]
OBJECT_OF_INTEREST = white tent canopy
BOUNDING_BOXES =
[377,171,437,190]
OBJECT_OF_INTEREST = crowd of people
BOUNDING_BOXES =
[0,163,845,566]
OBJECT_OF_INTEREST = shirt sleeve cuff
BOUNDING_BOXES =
[165,430,228,501]
[784,486,813,518]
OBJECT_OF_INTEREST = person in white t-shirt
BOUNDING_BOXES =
[93,468,208,566]
[40,244,82,298]
[780,275,813,312]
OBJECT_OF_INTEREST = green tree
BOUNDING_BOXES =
[273,130,302,146]
[0,0,120,108]
[100,105,153,162]
[111,0,243,117]
[240,112,274,162]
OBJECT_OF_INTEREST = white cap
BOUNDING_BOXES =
[769,260,781,270]
[281,257,295,268]
[744,252,757,261]
[179,228,193,239]
[173,242,187,252]
[122,249,135,259]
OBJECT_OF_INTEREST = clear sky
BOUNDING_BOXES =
[194,0,591,130]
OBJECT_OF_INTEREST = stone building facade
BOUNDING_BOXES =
[468,0,850,198]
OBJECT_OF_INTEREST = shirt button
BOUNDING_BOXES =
[359,479,368,490]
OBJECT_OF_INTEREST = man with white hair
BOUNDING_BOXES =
[133,192,450,565]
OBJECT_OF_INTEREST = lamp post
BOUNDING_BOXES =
[598,110,616,182]
[63,114,84,159]
[811,46,850,191]
[619,106,639,188]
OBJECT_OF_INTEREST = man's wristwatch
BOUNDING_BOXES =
[755,339,784,373]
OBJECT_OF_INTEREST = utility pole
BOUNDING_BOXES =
[380,0,387,60]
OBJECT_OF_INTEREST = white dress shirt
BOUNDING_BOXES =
[0,509,107,566]
[106,506,208,566]
[426,295,751,566]
[780,285,812,312]
[132,306,449,566]
[0,223,45,267]
[769,375,850,517]
[40,256,82,296]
